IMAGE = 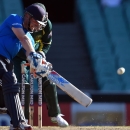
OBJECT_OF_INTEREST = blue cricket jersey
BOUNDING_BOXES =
[0,14,34,60]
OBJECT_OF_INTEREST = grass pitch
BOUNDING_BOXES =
[1,126,130,130]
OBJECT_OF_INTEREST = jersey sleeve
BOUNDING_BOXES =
[6,14,23,28]
[42,19,52,44]
[40,19,52,54]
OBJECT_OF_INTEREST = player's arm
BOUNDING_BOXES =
[12,27,35,56]
[41,30,52,55]
[12,27,47,69]
[41,19,52,55]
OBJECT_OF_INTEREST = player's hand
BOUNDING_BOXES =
[35,61,53,77]
[37,51,48,64]
[27,52,52,77]
[46,62,53,71]
[27,52,43,69]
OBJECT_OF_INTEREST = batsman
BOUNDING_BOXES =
[13,3,68,128]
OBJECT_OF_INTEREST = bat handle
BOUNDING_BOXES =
[42,60,53,71]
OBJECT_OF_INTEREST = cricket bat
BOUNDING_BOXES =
[46,70,92,107]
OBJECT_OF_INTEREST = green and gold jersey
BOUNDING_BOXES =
[31,19,52,55]
[16,19,52,60]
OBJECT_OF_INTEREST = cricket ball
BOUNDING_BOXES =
[117,67,125,75]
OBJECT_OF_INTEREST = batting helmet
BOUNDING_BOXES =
[25,4,46,26]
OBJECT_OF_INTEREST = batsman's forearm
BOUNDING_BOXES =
[20,35,35,56]
[12,28,35,56]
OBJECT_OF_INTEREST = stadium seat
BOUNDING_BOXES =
[101,82,123,91]
[124,81,130,91]
[76,0,125,91]
[94,57,116,69]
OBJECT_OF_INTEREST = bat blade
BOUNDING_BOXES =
[47,70,92,107]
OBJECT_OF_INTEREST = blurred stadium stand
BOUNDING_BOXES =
[0,0,23,23]
[76,0,130,92]
[47,23,97,91]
